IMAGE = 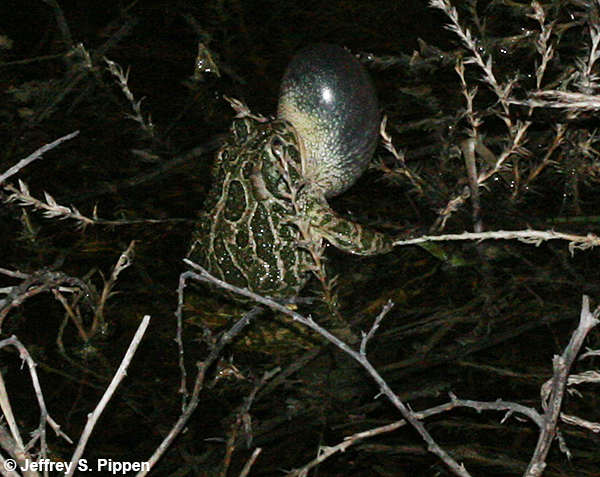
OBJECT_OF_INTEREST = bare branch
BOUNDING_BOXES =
[66,315,151,477]
[0,131,79,185]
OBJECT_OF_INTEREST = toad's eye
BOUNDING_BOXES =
[270,136,286,159]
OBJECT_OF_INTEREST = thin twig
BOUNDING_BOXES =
[0,335,72,473]
[393,229,600,255]
[360,300,394,355]
[92,240,136,336]
[185,261,471,477]
[66,315,151,477]
[238,448,262,477]
[525,296,599,476]
[136,303,261,477]
[0,131,79,185]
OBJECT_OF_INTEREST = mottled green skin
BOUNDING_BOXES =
[188,116,392,299]
[189,44,391,299]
